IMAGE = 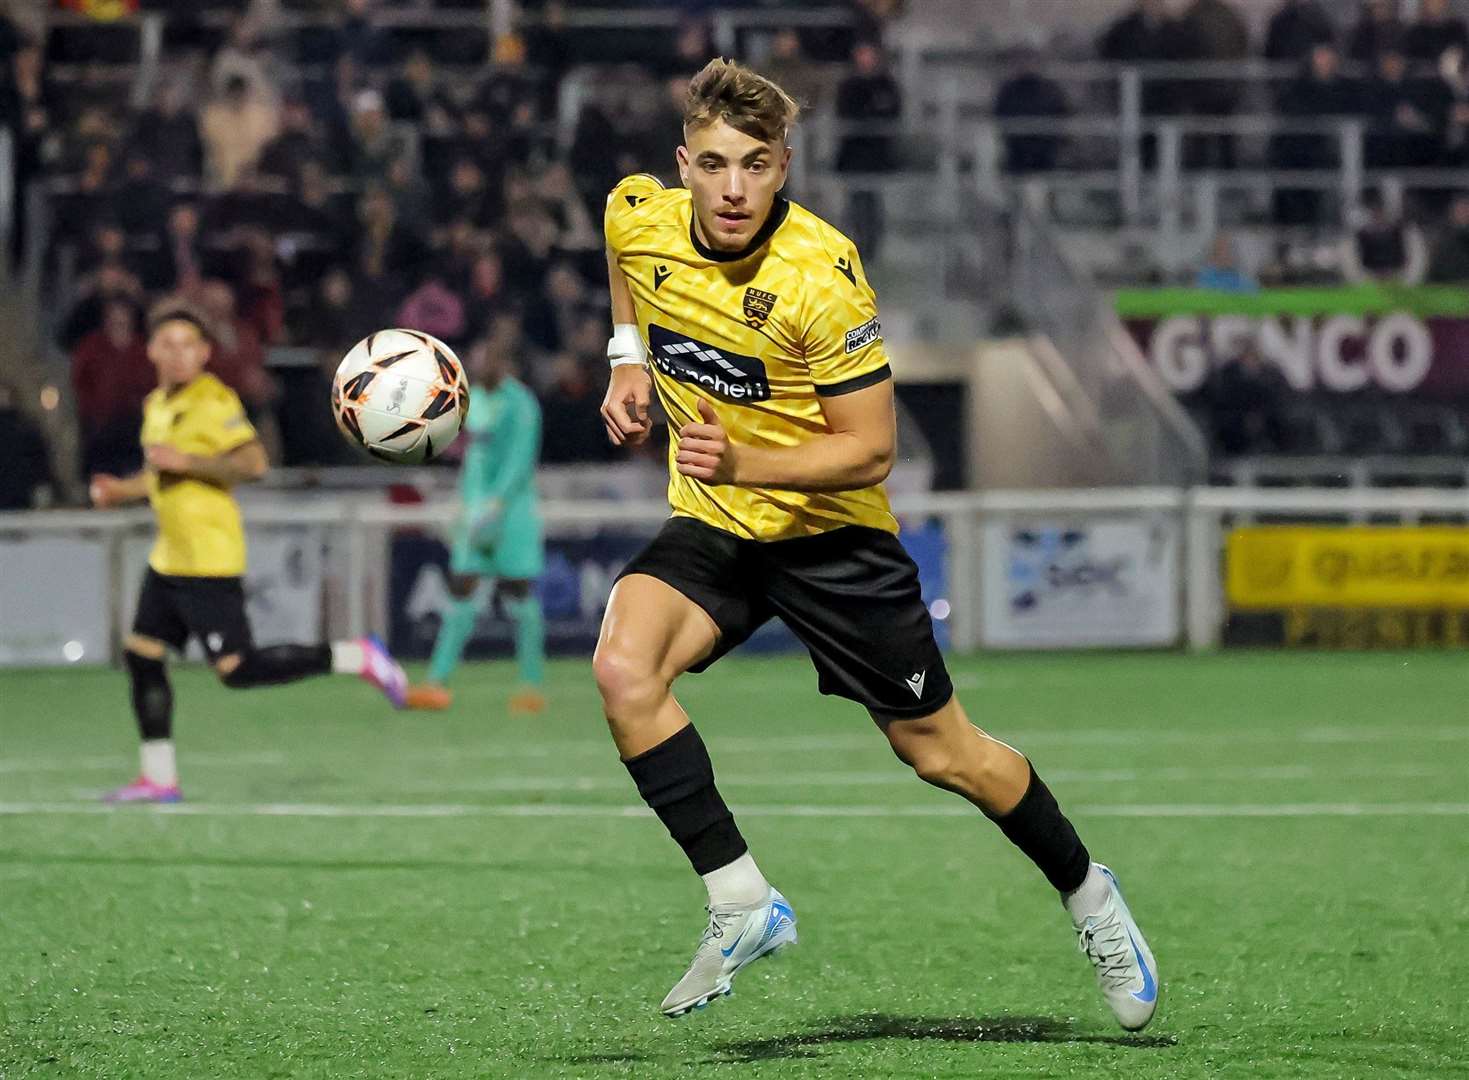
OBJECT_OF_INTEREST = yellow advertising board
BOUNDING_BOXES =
[1227,526,1469,610]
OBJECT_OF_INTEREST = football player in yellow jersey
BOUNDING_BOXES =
[592,60,1159,1029]
[89,303,409,804]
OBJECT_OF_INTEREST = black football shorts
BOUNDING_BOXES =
[132,567,253,661]
[618,516,954,720]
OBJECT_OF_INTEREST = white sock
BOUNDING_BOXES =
[1063,862,1111,923]
[140,739,177,787]
[701,852,770,908]
[330,641,365,675]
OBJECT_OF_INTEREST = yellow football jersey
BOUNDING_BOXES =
[139,373,258,577]
[605,174,897,541]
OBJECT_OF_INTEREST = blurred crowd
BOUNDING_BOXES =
[993,0,1469,236]
[0,0,904,491]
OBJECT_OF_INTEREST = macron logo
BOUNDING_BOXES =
[905,671,926,699]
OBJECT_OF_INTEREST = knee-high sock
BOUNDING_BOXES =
[126,650,173,741]
[986,763,1091,894]
[623,725,748,876]
[220,644,332,688]
[504,594,545,688]
[428,595,480,686]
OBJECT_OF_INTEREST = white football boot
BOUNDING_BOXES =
[1070,864,1160,1031]
[660,887,797,1017]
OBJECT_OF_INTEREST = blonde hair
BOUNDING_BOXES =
[683,58,800,144]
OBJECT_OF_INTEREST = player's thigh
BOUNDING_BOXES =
[598,517,767,688]
[130,568,188,657]
[760,527,954,721]
[596,573,720,689]
[172,576,254,664]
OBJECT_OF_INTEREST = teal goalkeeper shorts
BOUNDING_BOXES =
[449,508,544,581]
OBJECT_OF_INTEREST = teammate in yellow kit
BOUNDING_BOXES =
[90,302,407,803]
[591,59,1160,1029]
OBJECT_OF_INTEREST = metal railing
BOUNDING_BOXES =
[7,485,1467,665]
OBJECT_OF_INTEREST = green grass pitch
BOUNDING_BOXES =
[2,651,1466,1078]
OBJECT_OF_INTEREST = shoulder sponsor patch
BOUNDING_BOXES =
[844,316,882,354]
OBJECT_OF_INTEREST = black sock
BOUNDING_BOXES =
[623,725,747,875]
[987,763,1090,894]
[220,644,332,689]
[125,650,173,741]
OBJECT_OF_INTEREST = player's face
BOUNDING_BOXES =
[678,119,791,253]
[148,320,211,388]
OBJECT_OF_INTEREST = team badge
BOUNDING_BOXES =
[742,288,779,329]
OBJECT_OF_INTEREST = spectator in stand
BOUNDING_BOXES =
[0,381,53,510]
[1406,0,1469,66]
[396,269,469,350]
[1195,232,1258,291]
[70,298,154,477]
[353,185,423,300]
[290,266,373,349]
[659,17,713,79]
[1178,0,1250,170]
[196,279,281,461]
[993,50,1071,174]
[763,29,829,114]
[1340,189,1429,284]
[386,48,457,134]
[1443,45,1469,164]
[1428,191,1469,281]
[461,250,509,343]
[539,352,616,465]
[200,74,280,192]
[131,77,203,185]
[478,32,543,128]
[1201,344,1291,456]
[348,88,408,182]
[852,0,907,45]
[499,195,561,302]
[235,229,286,346]
[435,157,501,232]
[836,40,903,258]
[2,38,54,266]
[1271,44,1363,225]
[1098,0,1193,168]
[62,224,146,347]
[1264,0,1337,63]
[1372,46,1454,167]
[1348,0,1407,64]
[210,10,281,109]
[148,199,207,294]
[258,94,320,184]
[332,0,396,67]
[111,150,172,242]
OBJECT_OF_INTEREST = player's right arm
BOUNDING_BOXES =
[601,250,653,447]
[90,471,150,507]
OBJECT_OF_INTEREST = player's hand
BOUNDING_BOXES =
[601,365,653,447]
[467,499,504,545]
[676,398,737,485]
[144,445,192,475]
[89,474,122,508]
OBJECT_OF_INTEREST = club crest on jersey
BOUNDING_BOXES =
[742,288,779,329]
[648,324,771,403]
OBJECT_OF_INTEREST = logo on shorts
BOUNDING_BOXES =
[905,670,926,699]
[742,287,779,329]
[844,316,881,355]
[206,632,224,654]
[648,324,771,403]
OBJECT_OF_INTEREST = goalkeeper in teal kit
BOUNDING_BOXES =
[407,338,547,714]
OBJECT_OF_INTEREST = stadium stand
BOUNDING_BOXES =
[0,0,1464,502]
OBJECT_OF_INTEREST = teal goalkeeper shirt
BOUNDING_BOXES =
[461,377,542,527]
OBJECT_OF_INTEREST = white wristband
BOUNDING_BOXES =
[607,323,648,369]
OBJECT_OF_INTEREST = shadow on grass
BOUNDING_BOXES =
[708,1014,1177,1062]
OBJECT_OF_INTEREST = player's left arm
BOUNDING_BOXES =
[676,380,895,492]
[144,440,269,487]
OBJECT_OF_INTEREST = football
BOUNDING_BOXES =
[332,329,468,463]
